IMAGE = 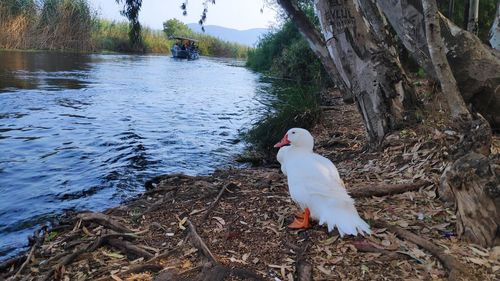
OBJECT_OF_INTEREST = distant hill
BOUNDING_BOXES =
[187,24,268,47]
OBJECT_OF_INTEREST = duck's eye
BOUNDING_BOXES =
[291,132,296,134]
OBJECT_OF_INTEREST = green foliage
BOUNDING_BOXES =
[244,84,322,156]
[437,0,497,43]
[416,67,426,78]
[246,20,330,85]
[163,18,194,38]
[45,231,59,242]
[93,19,171,53]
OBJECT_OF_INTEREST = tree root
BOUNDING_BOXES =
[377,221,473,281]
[77,212,132,233]
[107,238,154,259]
[349,181,430,198]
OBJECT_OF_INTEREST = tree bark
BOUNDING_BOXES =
[467,0,480,35]
[491,0,500,50]
[277,0,353,101]
[440,152,500,247]
[313,0,419,145]
[376,0,500,129]
[422,0,471,119]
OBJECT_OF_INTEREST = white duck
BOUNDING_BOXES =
[274,128,371,236]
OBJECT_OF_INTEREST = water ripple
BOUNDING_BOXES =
[0,53,267,260]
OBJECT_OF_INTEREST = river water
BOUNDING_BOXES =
[0,51,268,260]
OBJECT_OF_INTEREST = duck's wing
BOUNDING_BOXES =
[311,153,347,189]
[277,146,290,175]
[287,153,351,201]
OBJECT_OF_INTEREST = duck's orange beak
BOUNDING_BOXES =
[274,133,290,148]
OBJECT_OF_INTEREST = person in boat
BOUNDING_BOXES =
[172,43,180,53]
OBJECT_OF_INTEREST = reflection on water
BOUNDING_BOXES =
[0,51,93,92]
[0,51,266,260]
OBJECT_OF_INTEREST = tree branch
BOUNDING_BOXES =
[422,0,471,119]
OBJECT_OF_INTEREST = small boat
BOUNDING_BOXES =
[171,37,200,60]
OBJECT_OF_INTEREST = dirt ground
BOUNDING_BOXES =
[1,85,499,281]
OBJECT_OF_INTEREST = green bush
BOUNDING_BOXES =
[244,84,322,156]
[246,20,330,85]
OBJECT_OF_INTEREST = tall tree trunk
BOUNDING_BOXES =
[422,0,470,119]
[467,0,480,35]
[277,0,353,102]
[491,0,500,50]
[423,0,498,248]
[376,0,500,129]
[448,0,455,19]
[312,0,419,145]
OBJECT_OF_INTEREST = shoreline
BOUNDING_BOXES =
[2,88,498,280]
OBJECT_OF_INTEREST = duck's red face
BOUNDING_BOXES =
[273,133,290,148]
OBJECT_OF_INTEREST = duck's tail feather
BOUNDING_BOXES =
[317,203,371,237]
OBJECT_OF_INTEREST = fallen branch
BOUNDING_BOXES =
[377,222,471,281]
[77,212,132,233]
[349,181,429,198]
[201,183,236,221]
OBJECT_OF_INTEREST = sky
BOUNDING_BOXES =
[89,0,278,30]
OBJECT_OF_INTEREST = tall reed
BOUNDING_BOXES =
[0,0,94,51]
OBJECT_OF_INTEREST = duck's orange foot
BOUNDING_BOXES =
[288,208,311,229]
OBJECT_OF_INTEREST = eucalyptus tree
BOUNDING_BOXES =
[492,0,500,49]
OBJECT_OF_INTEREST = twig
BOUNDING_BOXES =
[12,243,37,280]
[377,221,471,281]
[349,181,430,198]
[201,183,236,222]
[12,229,45,279]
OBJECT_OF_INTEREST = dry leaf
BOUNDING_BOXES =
[212,216,225,225]
[102,250,125,259]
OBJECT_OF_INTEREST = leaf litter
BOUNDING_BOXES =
[1,86,499,280]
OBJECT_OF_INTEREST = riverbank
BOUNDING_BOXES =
[1,87,499,280]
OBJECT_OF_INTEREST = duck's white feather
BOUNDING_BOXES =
[277,129,370,237]
[277,146,290,176]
